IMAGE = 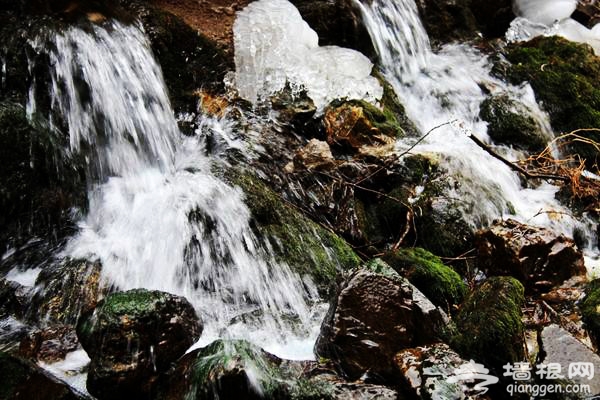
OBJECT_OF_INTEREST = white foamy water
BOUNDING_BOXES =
[31,21,324,359]
[355,0,599,265]
[233,0,382,110]
[508,0,600,54]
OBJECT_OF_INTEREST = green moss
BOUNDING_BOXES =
[102,289,167,317]
[479,94,546,151]
[188,340,333,400]
[451,276,525,371]
[504,36,600,167]
[382,247,467,309]
[580,279,600,348]
[373,70,419,137]
[227,171,360,294]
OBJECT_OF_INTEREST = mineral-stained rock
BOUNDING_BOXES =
[475,219,586,291]
[76,289,202,399]
[315,264,449,381]
[323,100,402,153]
[396,343,492,400]
[451,276,526,373]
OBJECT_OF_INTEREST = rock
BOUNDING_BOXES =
[76,289,202,399]
[156,339,334,400]
[290,0,376,60]
[126,3,232,113]
[227,171,361,295]
[504,36,600,169]
[0,279,28,320]
[0,351,88,399]
[396,343,492,399]
[416,0,478,44]
[18,325,79,364]
[475,219,586,291]
[539,324,600,396]
[479,94,548,152]
[315,264,449,381]
[469,0,515,38]
[292,139,337,172]
[572,0,600,28]
[452,276,526,372]
[580,279,600,349]
[382,247,467,310]
[0,102,86,254]
[315,378,399,400]
[323,100,403,153]
[30,259,103,325]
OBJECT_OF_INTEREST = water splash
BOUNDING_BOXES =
[32,20,322,359]
[355,0,599,261]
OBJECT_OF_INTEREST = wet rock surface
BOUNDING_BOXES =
[315,264,449,381]
[475,219,586,291]
[76,289,202,399]
[0,351,88,399]
[451,276,526,372]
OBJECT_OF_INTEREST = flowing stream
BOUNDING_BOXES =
[30,21,323,360]
[354,0,600,272]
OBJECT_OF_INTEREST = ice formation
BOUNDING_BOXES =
[233,0,382,110]
[508,0,600,55]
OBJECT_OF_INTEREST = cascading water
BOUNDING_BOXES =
[354,0,600,271]
[30,20,323,359]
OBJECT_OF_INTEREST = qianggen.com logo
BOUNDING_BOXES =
[446,360,594,398]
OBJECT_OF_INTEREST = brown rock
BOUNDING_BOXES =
[292,139,336,171]
[315,267,448,381]
[475,219,586,291]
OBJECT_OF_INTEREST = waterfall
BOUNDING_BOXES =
[31,21,322,359]
[354,0,599,271]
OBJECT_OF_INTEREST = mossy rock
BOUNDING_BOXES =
[479,94,547,152]
[227,171,360,295]
[382,247,467,310]
[504,36,600,168]
[580,279,600,349]
[0,102,86,252]
[373,70,419,138]
[156,339,333,400]
[451,276,525,372]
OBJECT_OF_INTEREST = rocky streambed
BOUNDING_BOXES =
[1,0,600,399]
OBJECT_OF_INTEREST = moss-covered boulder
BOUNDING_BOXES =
[0,102,86,253]
[227,171,361,295]
[479,94,548,152]
[382,247,467,310]
[504,36,600,168]
[156,339,334,400]
[451,276,525,372]
[76,289,202,399]
[580,279,600,349]
[0,351,86,399]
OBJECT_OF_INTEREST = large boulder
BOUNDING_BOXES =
[382,247,467,310]
[315,263,449,381]
[475,219,586,291]
[451,276,526,373]
[503,36,600,168]
[156,339,334,400]
[0,351,88,399]
[76,289,202,399]
[479,94,548,152]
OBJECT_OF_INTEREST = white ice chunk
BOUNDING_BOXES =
[513,0,577,25]
[233,0,382,110]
